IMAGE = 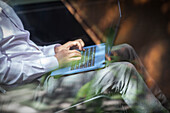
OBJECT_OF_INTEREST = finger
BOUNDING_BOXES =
[70,39,83,50]
[62,41,73,49]
[77,39,85,47]
[68,50,82,57]
[74,41,82,50]
[69,50,81,54]
[70,51,82,57]
[76,39,85,50]
[65,41,81,50]
[68,57,81,62]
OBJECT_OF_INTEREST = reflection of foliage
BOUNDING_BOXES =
[68,92,131,113]
[39,44,146,113]
[40,72,52,85]
[105,55,120,67]
[105,27,116,55]
[69,80,104,113]
[74,81,94,103]
[68,77,130,113]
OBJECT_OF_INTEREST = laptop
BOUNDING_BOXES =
[51,0,121,77]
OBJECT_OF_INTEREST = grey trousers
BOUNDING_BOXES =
[0,44,169,113]
[43,44,169,113]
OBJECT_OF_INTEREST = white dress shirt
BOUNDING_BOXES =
[0,1,60,86]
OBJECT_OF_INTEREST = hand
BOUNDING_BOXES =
[55,49,81,67]
[55,39,85,54]
[54,39,85,67]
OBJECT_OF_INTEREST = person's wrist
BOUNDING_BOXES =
[54,45,61,53]
[54,54,61,68]
[54,46,57,53]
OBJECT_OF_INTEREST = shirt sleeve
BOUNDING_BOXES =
[0,1,60,86]
[38,44,61,56]
[0,51,59,86]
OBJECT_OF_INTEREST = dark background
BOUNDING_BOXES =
[13,1,94,46]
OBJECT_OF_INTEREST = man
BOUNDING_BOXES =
[0,0,169,113]
[0,0,84,86]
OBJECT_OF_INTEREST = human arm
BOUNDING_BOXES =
[0,1,60,86]
[38,44,61,56]
[54,39,85,67]
[0,37,84,86]
[37,38,84,57]
[0,1,83,86]
[38,39,85,67]
[0,50,59,86]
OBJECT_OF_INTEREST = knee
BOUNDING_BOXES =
[119,62,135,69]
[109,62,136,71]
[114,62,141,80]
[109,62,137,79]
[116,62,139,78]
[108,62,139,92]
[119,62,142,80]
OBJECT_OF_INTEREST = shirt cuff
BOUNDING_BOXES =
[40,56,59,72]
[39,44,61,56]
[46,44,56,56]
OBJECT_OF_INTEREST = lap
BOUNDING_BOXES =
[46,62,138,96]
